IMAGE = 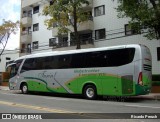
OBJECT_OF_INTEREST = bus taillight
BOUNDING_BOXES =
[138,72,143,85]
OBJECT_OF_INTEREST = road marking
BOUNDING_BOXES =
[0,100,112,119]
[0,92,19,96]
[42,96,69,101]
[125,104,160,109]
[0,100,73,113]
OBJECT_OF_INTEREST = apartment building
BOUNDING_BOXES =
[20,0,160,75]
[21,0,94,55]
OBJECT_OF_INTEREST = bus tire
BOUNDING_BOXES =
[83,85,97,100]
[21,83,28,94]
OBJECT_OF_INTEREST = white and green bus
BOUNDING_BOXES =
[7,44,152,99]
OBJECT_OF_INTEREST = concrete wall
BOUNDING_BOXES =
[31,2,53,53]
[0,50,19,72]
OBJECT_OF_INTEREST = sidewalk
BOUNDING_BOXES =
[0,86,9,90]
[135,93,160,100]
[0,86,160,100]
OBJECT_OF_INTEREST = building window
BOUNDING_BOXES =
[6,57,11,60]
[157,47,160,61]
[94,5,105,17]
[22,11,27,18]
[33,41,38,49]
[33,6,39,14]
[49,38,57,46]
[28,10,32,17]
[125,24,137,36]
[28,27,32,34]
[95,29,105,40]
[27,44,31,53]
[33,23,39,31]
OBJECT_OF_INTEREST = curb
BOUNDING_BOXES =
[128,93,160,100]
[0,86,9,91]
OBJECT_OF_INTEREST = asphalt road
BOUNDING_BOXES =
[0,90,159,122]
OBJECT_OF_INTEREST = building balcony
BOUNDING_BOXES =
[22,0,41,8]
[21,16,32,26]
[77,20,93,32]
[82,0,93,10]
[52,20,93,37]
[21,32,32,44]
[69,20,93,32]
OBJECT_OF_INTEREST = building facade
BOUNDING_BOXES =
[20,0,160,75]
[21,0,94,55]
[0,50,19,72]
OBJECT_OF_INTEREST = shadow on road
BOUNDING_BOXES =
[13,91,158,103]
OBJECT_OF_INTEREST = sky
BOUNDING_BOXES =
[0,0,21,50]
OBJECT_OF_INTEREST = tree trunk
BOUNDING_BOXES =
[0,33,10,56]
[150,0,160,39]
[73,5,81,49]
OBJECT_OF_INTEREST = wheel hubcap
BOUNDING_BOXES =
[86,88,94,98]
[23,86,27,93]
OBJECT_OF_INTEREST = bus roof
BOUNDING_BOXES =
[15,44,142,61]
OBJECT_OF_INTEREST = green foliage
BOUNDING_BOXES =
[0,19,19,35]
[43,0,90,49]
[152,75,160,81]
[152,81,160,86]
[0,19,19,56]
[43,0,90,30]
[152,75,160,86]
[116,0,160,40]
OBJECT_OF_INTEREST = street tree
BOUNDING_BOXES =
[0,19,19,56]
[43,0,90,49]
[115,0,160,40]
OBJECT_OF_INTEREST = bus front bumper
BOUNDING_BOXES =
[9,82,20,90]
[135,85,151,95]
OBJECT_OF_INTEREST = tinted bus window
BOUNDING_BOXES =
[21,58,36,72]
[85,48,135,68]
[57,55,72,69]
[15,59,23,69]
[107,48,135,67]
[85,51,108,67]
[71,53,85,68]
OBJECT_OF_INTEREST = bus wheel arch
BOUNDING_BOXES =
[20,82,28,94]
[82,83,97,100]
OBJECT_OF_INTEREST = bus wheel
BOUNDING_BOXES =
[21,83,28,94]
[83,85,97,100]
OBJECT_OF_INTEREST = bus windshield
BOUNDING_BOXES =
[7,63,18,78]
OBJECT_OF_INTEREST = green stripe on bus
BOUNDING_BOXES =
[24,73,151,96]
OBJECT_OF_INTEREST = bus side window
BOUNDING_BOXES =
[21,58,36,72]
[58,55,71,69]
[85,51,108,68]
[10,64,17,78]
[71,53,85,68]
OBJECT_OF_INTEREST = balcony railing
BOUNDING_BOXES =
[21,31,32,43]
[21,48,31,54]
[51,38,93,48]
[22,0,41,8]
[22,13,32,18]
[21,16,32,26]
